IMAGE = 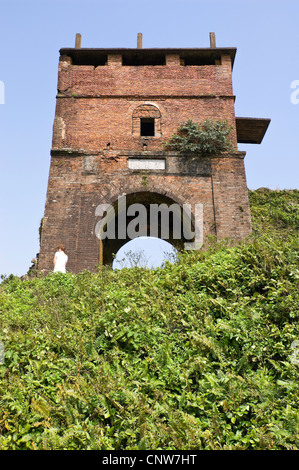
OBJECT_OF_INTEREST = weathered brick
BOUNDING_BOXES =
[39,42,254,274]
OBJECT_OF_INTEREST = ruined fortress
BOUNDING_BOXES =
[38,33,270,273]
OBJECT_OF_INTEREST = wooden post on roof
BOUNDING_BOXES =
[137,33,143,49]
[75,33,82,49]
[209,32,216,48]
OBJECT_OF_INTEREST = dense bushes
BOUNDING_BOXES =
[0,189,298,449]
[163,119,233,155]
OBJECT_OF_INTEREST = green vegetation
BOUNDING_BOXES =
[164,119,233,155]
[0,189,298,450]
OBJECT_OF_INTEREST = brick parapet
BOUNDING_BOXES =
[57,63,233,97]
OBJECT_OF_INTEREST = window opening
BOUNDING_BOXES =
[122,54,165,66]
[140,118,155,137]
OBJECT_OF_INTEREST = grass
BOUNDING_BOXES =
[0,189,298,450]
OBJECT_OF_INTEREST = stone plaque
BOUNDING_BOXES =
[128,158,166,170]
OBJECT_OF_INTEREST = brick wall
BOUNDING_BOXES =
[39,49,251,274]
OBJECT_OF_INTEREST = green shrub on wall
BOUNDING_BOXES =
[164,119,233,156]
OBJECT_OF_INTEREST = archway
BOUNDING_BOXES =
[95,191,196,266]
[112,237,178,269]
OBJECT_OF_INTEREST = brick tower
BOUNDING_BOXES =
[38,33,270,273]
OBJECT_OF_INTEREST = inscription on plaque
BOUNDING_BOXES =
[128,159,166,170]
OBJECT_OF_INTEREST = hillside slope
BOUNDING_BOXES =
[0,189,298,450]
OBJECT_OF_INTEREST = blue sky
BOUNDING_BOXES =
[0,0,298,276]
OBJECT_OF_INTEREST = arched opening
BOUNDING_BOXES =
[132,104,162,137]
[112,237,178,269]
[95,191,197,266]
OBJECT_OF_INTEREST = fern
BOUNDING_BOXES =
[0,190,298,450]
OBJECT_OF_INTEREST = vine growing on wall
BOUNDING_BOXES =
[164,119,233,156]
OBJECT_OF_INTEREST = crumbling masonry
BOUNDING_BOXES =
[38,33,270,273]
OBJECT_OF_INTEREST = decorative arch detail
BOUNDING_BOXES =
[132,103,162,137]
